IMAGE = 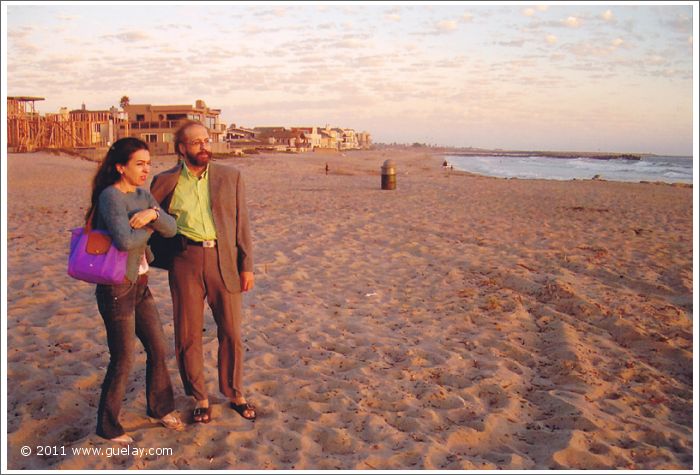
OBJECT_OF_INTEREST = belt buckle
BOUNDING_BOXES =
[202,240,216,248]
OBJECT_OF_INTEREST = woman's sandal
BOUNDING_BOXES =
[159,412,185,431]
[230,401,256,421]
[109,434,134,444]
[193,405,212,424]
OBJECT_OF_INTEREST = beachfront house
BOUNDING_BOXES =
[340,128,359,150]
[357,131,372,149]
[223,124,259,155]
[317,129,337,150]
[253,127,311,152]
[225,124,256,141]
[311,126,341,151]
[295,127,322,149]
[122,99,226,155]
[68,105,125,147]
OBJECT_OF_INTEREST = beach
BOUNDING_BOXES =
[4,149,694,470]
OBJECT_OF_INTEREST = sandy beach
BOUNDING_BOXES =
[4,148,694,470]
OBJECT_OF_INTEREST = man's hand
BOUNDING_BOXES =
[240,271,255,292]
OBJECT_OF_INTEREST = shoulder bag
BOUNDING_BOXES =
[67,206,127,285]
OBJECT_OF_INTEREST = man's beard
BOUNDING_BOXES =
[185,149,212,167]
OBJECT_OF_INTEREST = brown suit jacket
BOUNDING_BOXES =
[150,161,253,293]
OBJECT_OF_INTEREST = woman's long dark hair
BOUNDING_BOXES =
[86,137,149,225]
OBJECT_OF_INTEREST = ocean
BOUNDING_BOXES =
[444,154,694,184]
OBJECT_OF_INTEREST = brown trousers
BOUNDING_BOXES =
[168,243,243,401]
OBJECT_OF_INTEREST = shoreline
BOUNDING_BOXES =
[442,150,645,160]
[436,153,693,186]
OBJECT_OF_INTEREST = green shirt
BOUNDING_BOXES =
[169,162,218,241]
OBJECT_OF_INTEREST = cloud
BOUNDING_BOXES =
[436,20,458,32]
[499,39,525,47]
[8,28,30,39]
[601,10,614,22]
[647,54,666,66]
[56,14,79,21]
[271,7,286,17]
[348,55,385,68]
[563,40,627,59]
[329,38,364,49]
[103,31,151,43]
[296,54,326,64]
[546,34,557,45]
[524,5,547,17]
[384,6,401,21]
[9,38,40,55]
[462,13,473,22]
[666,12,692,34]
[242,24,265,35]
[163,23,192,30]
[564,16,580,28]
[30,56,83,75]
[549,53,566,62]
[253,7,287,18]
[434,57,467,69]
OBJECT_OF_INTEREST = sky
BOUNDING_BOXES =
[2,1,697,155]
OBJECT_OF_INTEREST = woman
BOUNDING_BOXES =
[88,137,183,443]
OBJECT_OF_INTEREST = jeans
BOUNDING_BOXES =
[95,275,175,439]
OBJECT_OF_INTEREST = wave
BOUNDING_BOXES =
[446,154,694,184]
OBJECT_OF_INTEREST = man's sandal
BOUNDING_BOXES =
[193,406,212,424]
[230,402,256,421]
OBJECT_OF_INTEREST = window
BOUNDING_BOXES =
[141,133,157,143]
[136,114,145,121]
[167,113,187,121]
[162,133,173,144]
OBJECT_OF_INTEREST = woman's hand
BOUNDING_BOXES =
[129,209,158,229]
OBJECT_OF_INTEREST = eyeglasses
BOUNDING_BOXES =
[184,138,211,147]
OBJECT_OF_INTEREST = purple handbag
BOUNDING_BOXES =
[67,208,127,285]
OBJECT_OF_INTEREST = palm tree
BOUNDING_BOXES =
[119,96,130,109]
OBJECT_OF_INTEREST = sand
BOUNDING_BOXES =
[4,148,694,470]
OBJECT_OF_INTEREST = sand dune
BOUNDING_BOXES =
[4,149,694,470]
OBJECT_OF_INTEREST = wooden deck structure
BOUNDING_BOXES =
[7,96,128,152]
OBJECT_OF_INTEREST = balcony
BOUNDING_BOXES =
[130,120,182,130]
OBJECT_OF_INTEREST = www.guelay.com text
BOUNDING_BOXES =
[21,445,173,458]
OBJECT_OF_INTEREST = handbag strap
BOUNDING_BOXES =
[85,205,96,232]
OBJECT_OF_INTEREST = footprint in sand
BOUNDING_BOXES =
[312,427,356,455]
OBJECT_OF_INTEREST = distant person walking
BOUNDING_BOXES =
[150,120,256,423]
[88,137,184,443]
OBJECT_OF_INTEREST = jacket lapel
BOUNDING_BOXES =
[208,163,222,230]
[152,164,181,210]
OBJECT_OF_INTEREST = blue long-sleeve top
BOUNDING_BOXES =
[95,186,177,283]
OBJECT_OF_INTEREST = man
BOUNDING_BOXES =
[150,120,256,423]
